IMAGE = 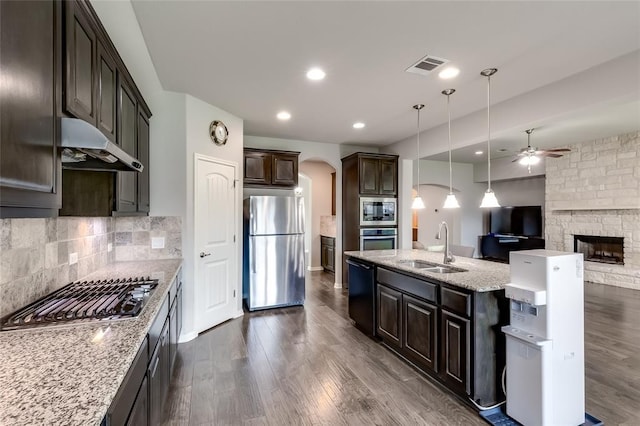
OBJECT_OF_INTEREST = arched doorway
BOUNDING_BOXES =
[299,160,337,273]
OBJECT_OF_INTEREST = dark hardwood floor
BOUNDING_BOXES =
[162,272,640,425]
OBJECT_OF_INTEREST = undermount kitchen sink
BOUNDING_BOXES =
[397,259,466,273]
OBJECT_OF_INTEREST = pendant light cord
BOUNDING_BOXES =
[413,105,424,197]
[487,74,492,191]
[447,94,453,194]
[417,107,420,192]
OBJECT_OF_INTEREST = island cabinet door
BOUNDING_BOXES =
[403,294,438,373]
[439,309,471,396]
[376,284,402,348]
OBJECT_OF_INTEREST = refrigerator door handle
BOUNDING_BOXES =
[250,239,256,273]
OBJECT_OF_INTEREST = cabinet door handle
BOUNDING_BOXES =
[200,252,211,258]
[346,259,371,270]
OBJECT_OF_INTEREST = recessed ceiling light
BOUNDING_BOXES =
[306,67,326,81]
[438,67,460,79]
[497,148,508,153]
[353,122,365,129]
[475,150,483,155]
[276,111,291,120]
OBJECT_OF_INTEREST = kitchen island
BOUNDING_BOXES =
[345,249,510,407]
[0,259,182,426]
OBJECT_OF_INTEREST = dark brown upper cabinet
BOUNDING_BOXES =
[96,40,117,141]
[58,0,152,217]
[137,109,150,213]
[379,158,398,195]
[115,77,138,214]
[359,154,398,196]
[0,0,61,218]
[343,152,398,198]
[64,0,97,124]
[243,148,300,188]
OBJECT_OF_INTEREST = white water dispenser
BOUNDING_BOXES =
[502,250,585,426]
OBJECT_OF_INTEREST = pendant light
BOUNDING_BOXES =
[479,68,500,208]
[442,89,460,209]
[412,104,426,209]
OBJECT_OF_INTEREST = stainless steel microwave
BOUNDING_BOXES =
[360,197,397,226]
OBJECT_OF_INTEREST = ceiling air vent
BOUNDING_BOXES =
[406,54,449,76]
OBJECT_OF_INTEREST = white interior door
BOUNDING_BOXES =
[195,154,238,333]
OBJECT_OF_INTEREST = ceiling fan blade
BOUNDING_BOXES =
[511,157,520,162]
[544,148,571,152]
[541,153,563,158]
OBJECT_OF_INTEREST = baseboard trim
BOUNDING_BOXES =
[178,331,198,343]
[232,310,244,318]
[334,282,342,289]
[307,266,324,272]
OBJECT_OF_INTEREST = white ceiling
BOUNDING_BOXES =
[131,1,640,158]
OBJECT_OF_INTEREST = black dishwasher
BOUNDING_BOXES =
[347,258,375,336]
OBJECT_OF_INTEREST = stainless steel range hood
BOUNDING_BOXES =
[60,118,144,172]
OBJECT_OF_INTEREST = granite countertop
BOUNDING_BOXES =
[0,259,183,426]
[345,249,510,292]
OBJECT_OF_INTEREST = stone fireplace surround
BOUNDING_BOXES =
[545,131,640,290]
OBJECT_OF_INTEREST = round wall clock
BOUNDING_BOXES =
[209,120,229,145]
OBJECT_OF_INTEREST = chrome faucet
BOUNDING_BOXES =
[436,221,455,264]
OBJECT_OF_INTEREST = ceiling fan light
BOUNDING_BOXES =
[519,155,540,166]
[480,189,500,208]
[412,196,426,210]
[443,193,460,209]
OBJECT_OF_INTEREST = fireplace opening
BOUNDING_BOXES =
[573,235,624,265]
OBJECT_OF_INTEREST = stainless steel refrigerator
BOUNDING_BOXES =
[243,196,305,311]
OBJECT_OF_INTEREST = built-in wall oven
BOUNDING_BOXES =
[360,197,397,226]
[360,228,397,251]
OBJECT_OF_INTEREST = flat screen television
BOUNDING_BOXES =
[489,205,542,237]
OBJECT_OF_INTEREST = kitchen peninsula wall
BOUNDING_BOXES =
[0,216,182,317]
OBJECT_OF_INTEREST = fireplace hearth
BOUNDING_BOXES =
[574,235,624,265]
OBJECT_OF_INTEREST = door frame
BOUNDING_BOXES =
[193,153,243,334]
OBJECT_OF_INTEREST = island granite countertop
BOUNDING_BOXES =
[345,249,510,292]
[0,258,183,426]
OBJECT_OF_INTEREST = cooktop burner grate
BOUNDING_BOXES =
[0,277,158,331]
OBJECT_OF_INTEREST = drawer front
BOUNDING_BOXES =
[377,267,437,303]
[441,286,471,317]
[148,296,169,352]
[321,236,335,247]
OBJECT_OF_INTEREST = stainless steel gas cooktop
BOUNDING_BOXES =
[0,277,158,331]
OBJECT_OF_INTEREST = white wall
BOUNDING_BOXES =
[415,185,460,247]
[398,159,414,249]
[474,154,545,182]
[92,2,244,341]
[490,176,545,207]
[185,95,244,333]
[415,160,485,250]
[299,161,335,269]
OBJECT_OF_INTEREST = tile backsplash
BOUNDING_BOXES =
[0,216,182,318]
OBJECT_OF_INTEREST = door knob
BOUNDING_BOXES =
[200,252,211,258]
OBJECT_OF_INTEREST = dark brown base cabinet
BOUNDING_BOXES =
[320,236,335,273]
[105,271,183,426]
[404,294,438,373]
[372,265,507,406]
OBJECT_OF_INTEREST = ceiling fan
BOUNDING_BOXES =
[513,128,570,173]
